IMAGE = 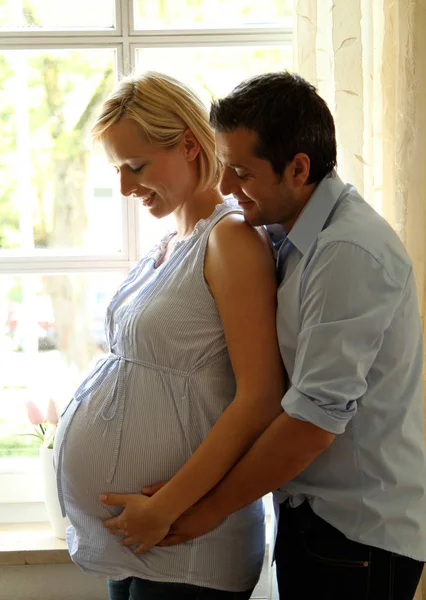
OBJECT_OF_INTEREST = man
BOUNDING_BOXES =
[153,72,426,600]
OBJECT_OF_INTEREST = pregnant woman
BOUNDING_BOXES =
[54,71,284,600]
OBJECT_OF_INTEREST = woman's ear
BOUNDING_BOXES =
[182,128,201,162]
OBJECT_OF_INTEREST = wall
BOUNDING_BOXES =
[0,564,107,600]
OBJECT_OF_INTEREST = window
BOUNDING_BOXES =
[0,0,293,540]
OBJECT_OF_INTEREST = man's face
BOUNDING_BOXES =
[215,128,305,230]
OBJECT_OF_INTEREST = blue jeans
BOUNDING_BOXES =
[108,578,253,600]
[275,500,424,600]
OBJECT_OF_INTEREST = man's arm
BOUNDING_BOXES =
[152,413,334,545]
[199,412,334,521]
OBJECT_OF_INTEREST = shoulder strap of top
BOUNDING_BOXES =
[200,198,243,238]
[192,200,243,274]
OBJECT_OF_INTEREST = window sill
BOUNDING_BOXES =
[0,522,70,566]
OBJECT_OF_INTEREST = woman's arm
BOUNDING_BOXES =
[101,213,285,550]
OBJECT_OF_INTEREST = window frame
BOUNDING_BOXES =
[0,0,292,522]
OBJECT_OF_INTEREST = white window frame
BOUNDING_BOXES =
[0,0,292,524]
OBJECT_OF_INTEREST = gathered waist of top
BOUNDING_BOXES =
[104,352,191,377]
[101,349,229,377]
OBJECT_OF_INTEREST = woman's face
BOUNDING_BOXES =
[102,117,195,219]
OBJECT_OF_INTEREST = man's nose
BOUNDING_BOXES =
[219,167,237,196]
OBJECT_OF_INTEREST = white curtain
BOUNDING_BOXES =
[294,1,426,596]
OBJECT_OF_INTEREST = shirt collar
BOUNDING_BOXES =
[266,223,288,246]
[287,171,346,255]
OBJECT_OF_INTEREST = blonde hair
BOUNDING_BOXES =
[91,71,221,192]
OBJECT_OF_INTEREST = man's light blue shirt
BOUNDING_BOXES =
[274,172,426,561]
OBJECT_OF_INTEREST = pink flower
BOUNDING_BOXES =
[25,400,45,425]
[45,399,59,425]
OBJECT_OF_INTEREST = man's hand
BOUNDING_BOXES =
[142,483,225,547]
[159,504,224,546]
[100,492,171,554]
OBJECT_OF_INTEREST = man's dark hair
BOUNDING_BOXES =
[210,72,337,184]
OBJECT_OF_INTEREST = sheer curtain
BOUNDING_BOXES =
[294,1,426,596]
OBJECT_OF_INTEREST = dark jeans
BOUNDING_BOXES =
[275,500,424,600]
[108,578,253,600]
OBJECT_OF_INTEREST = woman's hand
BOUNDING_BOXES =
[100,492,172,554]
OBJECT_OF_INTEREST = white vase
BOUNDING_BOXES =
[39,445,70,540]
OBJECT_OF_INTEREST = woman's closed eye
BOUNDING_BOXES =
[129,165,145,174]
[113,164,146,175]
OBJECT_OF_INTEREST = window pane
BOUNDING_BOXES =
[0,272,123,458]
[0,49,121,254]
[0,0,115,30]
[134,0,293,29]
[136,45,293,107]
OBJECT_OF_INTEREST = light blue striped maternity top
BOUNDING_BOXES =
[54,199,265,592]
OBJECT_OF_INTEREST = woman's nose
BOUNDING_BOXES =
[120,173,138,197]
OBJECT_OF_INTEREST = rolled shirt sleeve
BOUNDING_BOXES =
[282,241,407,434]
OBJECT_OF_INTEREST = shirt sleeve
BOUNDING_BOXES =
[281,240,407,434]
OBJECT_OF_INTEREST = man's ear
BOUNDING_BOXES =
[287,153,311,187]
[182,128,201,162]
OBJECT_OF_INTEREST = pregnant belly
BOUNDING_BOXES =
[56,388,194,519]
